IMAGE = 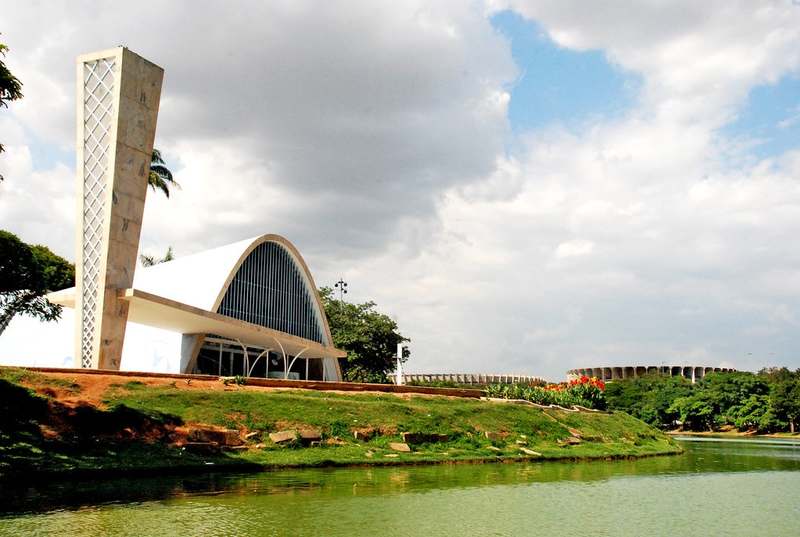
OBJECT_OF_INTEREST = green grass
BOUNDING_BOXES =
[0,367,81,395]
[105,383,679,464]
[0,372,681,478]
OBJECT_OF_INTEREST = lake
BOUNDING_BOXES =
[1,437,799,536]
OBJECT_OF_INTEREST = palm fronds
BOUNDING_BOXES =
[147,149,179,198]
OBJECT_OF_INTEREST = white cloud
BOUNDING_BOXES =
[2,0,516,259]
[3,1,800,380]
[554,239,595,259]
[777,106,800,129]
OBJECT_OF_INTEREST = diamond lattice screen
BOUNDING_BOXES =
[80,57,116,368]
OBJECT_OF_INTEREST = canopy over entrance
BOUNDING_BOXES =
[49,287,346,362]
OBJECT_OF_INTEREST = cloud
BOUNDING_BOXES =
[1,1,516,259]
[495,0,800,126]
[3,1,800,380]
[554,239,594,259]
[340,1,800,378]
[777,106,800,129]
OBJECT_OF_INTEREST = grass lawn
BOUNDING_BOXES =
[0,368,681,478]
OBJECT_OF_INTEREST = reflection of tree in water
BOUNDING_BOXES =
[4,439,799,516]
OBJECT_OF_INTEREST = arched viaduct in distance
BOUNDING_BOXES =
[567,365,736,384]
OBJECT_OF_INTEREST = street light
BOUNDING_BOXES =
[334,278,348,301]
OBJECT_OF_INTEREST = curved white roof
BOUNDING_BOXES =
[133,236,257,311]
[28,234,344,379]
[49,234,337,350]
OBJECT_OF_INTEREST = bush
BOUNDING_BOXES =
[485,376,606,410]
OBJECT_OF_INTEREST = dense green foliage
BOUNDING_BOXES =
[604,375,693,428]
[0,35,24,181]
[0,231,74,334]
[319,287,408,383]
[606,369,800,433]
[486,376,607,410]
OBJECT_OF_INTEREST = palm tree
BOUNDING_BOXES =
[148,149,179,197]
[140,246,174,267]
[140,151,177,267]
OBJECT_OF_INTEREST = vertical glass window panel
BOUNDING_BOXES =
[217,241,325,343]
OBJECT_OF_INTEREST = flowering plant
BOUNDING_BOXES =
[485,376,606,410]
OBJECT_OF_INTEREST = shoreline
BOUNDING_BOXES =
[667,430,800,440]
[0,367,681,482]
[0,446,684,483]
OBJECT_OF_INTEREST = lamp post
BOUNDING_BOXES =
[334,278,348,301]
[396,343,404,386]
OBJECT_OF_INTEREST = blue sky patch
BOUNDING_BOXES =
[491,10,641,134]
[721,74,800,160]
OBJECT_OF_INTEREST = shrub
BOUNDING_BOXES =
[485,376,606,410]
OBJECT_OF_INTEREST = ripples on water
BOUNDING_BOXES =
[1,438,798,537]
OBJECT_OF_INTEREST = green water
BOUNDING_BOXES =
[1,437,799,536]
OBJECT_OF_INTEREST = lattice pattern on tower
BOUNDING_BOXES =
[80,57,116,368]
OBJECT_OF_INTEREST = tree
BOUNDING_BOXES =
[730,394,781,432]
[319,286,408,383]
[0,35,24,182]
[147,149,179,198]
[140,246,175,267]
[0,231,74,335]
[669,372,772,432]
[669,392,717,431]
[768,369,800,433]
[605,373,694,428]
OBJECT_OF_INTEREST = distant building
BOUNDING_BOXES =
[567,365,736,384]
[401,373,544,386]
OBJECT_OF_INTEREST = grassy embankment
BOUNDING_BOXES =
[0,368,681,479]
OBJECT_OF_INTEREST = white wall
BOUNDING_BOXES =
[0,310,184,373]
[0,310,74,368]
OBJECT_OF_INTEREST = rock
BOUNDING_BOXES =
[484,431,509,441]
[325,437,346,446]
[187,427,243,447]
[353,427,376,441]
[183,442,220,454]
[401,432,449,444]
[566,436,581,445]
[38,424,60,441]
[299,428,322,443]
[222,429,244,446]
[567,428,582,439]
[365,450,374,458]
[269,430,298,444]
[519,448,542,457]
[389,442,411,452]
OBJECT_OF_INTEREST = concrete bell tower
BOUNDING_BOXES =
[74,47,163,369]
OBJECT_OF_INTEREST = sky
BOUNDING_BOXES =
[1,0,800,380]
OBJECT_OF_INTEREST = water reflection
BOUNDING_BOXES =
[1,437,798,517]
